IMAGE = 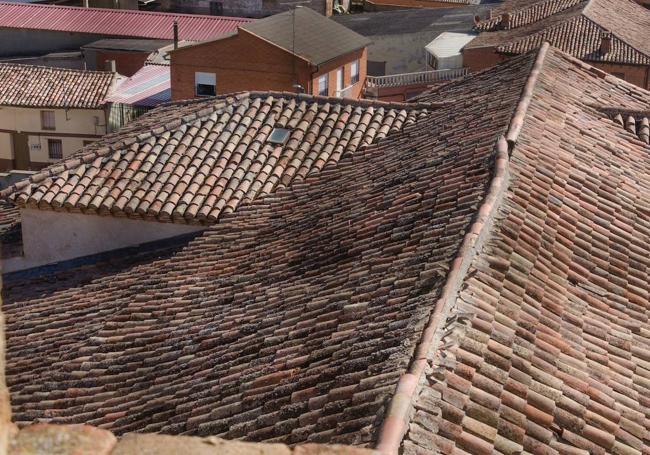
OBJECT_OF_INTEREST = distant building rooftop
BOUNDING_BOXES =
[82,39,172,53]
[0,2,252,41]
[0,63,119,108]
[240,7,371,65]
[106,64,171,107]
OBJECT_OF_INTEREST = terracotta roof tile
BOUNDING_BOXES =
[2,52,536,443]
[2,93,430,225]
[0,63,117,109]
[406,47,650,455]
[471,0,650,65]
[4,46,650,454]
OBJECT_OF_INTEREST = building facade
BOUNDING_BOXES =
[0,64,120,171]
[171,8,370,100]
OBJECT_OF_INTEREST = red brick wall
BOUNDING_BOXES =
[462,47,510,73]
[171,31,367,100]
[310,48,367,99]
[590,62,649,89]
[171,31,311,100]
[95,51,149,77]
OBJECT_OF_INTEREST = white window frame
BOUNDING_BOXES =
[318,74,329,96]
[195,72,216,97]
[336,67,344,93]
[351,60,359,85]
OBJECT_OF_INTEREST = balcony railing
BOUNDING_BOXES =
[365,68,468,89]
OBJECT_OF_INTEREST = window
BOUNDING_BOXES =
[351,60,360,84]
[318,74,329,96]
[48,139,63,160]
[336,67,344,93]
[195,72,216,97]
[209,1,223,14]
[41,111,55,130]
[611,72,625,80]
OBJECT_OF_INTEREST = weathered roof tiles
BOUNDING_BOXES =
[471,0,650,65]
[2,93,430,224]
[0,63,118,109]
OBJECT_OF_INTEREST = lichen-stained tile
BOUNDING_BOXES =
[3,93,431,228]
[410,48,650,455]
[3,51,541,446]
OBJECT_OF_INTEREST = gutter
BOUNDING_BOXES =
[374,41,550,455]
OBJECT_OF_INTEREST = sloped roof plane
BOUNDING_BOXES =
[241,8,372,65]
[1,94,430,224]
[470,0,650,65]
[0,63,117,109]
[3,45,650,454]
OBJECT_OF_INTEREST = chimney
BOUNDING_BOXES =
[105,59,116,73]
[173,20,179,50]
[474,15,481,25]
[501,12,511,29]
[600,32,611,55]
[83,0,89,6]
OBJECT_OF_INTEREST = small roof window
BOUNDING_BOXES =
[268,127,291,145]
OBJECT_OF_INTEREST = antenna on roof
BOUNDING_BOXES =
[292,7,302,94]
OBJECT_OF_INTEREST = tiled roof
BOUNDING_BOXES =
[404,46,650,455]
[241,8,371,66]
[2,51,535,442]
[0,63,117,109]
[4,46,650,454]
[1,93,430,224]
[476,0,585,30]
[0,2,251,41]
[0,199,21,259]
[471,0,650,65]
[606,109,650,144]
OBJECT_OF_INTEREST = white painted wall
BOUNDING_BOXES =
[0,106,107,165]
[1,209,204,273]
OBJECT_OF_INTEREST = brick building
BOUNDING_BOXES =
[464,0,650,89]
[170,8,370,100]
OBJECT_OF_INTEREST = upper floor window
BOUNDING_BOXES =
[41,111,55,130]
[195,72,216,97]
[318,74,329,96]
[351,60,360,85]
[336,67,344,93]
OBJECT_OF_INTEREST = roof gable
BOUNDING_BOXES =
[241,8,371,65]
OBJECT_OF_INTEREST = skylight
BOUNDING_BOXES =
[268,127,291,145]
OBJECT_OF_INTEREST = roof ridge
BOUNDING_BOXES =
[374,43,550,455]
[0,62,115,76]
